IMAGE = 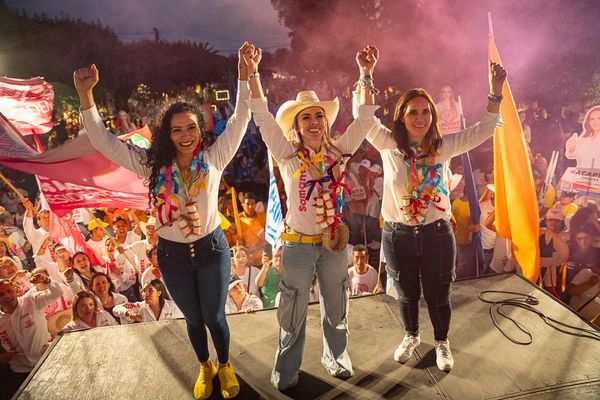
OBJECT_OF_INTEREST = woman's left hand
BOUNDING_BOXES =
[489,61,507,96]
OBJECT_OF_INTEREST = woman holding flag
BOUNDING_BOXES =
[244,45,379,390]
[358,61,507,372]
[73,42,254,399]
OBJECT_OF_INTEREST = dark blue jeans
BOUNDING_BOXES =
[157,227,231,363]
[382,219,455,341]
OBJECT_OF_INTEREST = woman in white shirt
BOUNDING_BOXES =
[245,45,379,390]
[225,276,263,314]
[565,105,600,168]
[113,279,183,322]
[90,272,128,324]
[361,62,507,373]
[62,291,118,332]
[74,43,254,399]
[230,245,260,297]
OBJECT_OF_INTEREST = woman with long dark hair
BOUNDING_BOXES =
[358,62,507,372]
[74,42,254,399]
[113,279,183,322]
[245,45,379,390]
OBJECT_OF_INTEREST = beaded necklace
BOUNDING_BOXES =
[292,149,351,238]
[154,145,209,235]
[400,142,448,225]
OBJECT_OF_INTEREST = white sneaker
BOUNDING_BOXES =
[393,333,421,363]
[434,339,454,372]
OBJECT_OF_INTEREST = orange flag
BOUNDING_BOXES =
[488,16,540,281]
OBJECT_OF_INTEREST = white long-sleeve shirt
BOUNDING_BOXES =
[248,97,379,235]
[61,309,118,332]
[23,215,54,268]
[366,112,502,224]
[121,239,152,274]
[80,81,251,243]
[0,281,63,372]
[113,299,183,322]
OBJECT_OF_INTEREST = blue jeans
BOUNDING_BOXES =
[382,219,455,341]
[156,227,231,363]
[271,241,352,389]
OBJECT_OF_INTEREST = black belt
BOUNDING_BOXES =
[386,219,447,233]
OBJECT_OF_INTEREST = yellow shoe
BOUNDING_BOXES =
[194,360,217,400]
[218,362,240,399]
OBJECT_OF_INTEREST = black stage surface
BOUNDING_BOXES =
[14,273,600,399]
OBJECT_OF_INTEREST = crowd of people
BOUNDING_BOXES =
[0,45,599,400]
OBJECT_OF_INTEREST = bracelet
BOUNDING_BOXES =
[248,72,260,79]
[354,75,381,95]
[488,93,503,103]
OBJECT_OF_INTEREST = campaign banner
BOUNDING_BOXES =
[558,167,600,198]
[265,155,284,250]
[0,113,150,214]
[0,112,37,158]
[37,175,150,216]
[436,86,461,134]
[0,76,54,134]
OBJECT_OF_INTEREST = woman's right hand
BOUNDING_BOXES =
[73,65,99,94]
[243,43,262,74]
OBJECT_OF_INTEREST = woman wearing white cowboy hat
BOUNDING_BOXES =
[244,45,380,390]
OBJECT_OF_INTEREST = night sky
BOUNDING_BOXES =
[5,0,291,54]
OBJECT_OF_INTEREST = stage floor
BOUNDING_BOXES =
[15,273,600,399]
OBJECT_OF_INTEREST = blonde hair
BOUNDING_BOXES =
[285,112,343,159]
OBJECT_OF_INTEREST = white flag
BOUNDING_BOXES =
[265,154,284,250]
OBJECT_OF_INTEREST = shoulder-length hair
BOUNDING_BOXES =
[71,291,98,322]
[145,101,212,208]
[581,105,600,138]
[90,272,116,296]
[391,89,443,160]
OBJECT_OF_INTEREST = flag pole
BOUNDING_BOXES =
[31,129,45,153]
[0,172,30,209]
[230,186,244,245]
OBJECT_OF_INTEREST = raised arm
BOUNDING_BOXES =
[245,45,294,162]
[74,65,150,178]
[441,62,507,158]
[205,42,253,171]
[29,274,63,309]
[337,45,380,154]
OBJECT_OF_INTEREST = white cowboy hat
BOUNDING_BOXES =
[275,91,339,141]
[139,217,157,237]
[47,309,72,337]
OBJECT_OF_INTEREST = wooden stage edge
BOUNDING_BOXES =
[14,273,600,400]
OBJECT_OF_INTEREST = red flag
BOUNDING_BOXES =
[0,111,150,215]
[0,76,54,134]
[48,210,106,268]
[0,112,38,158]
